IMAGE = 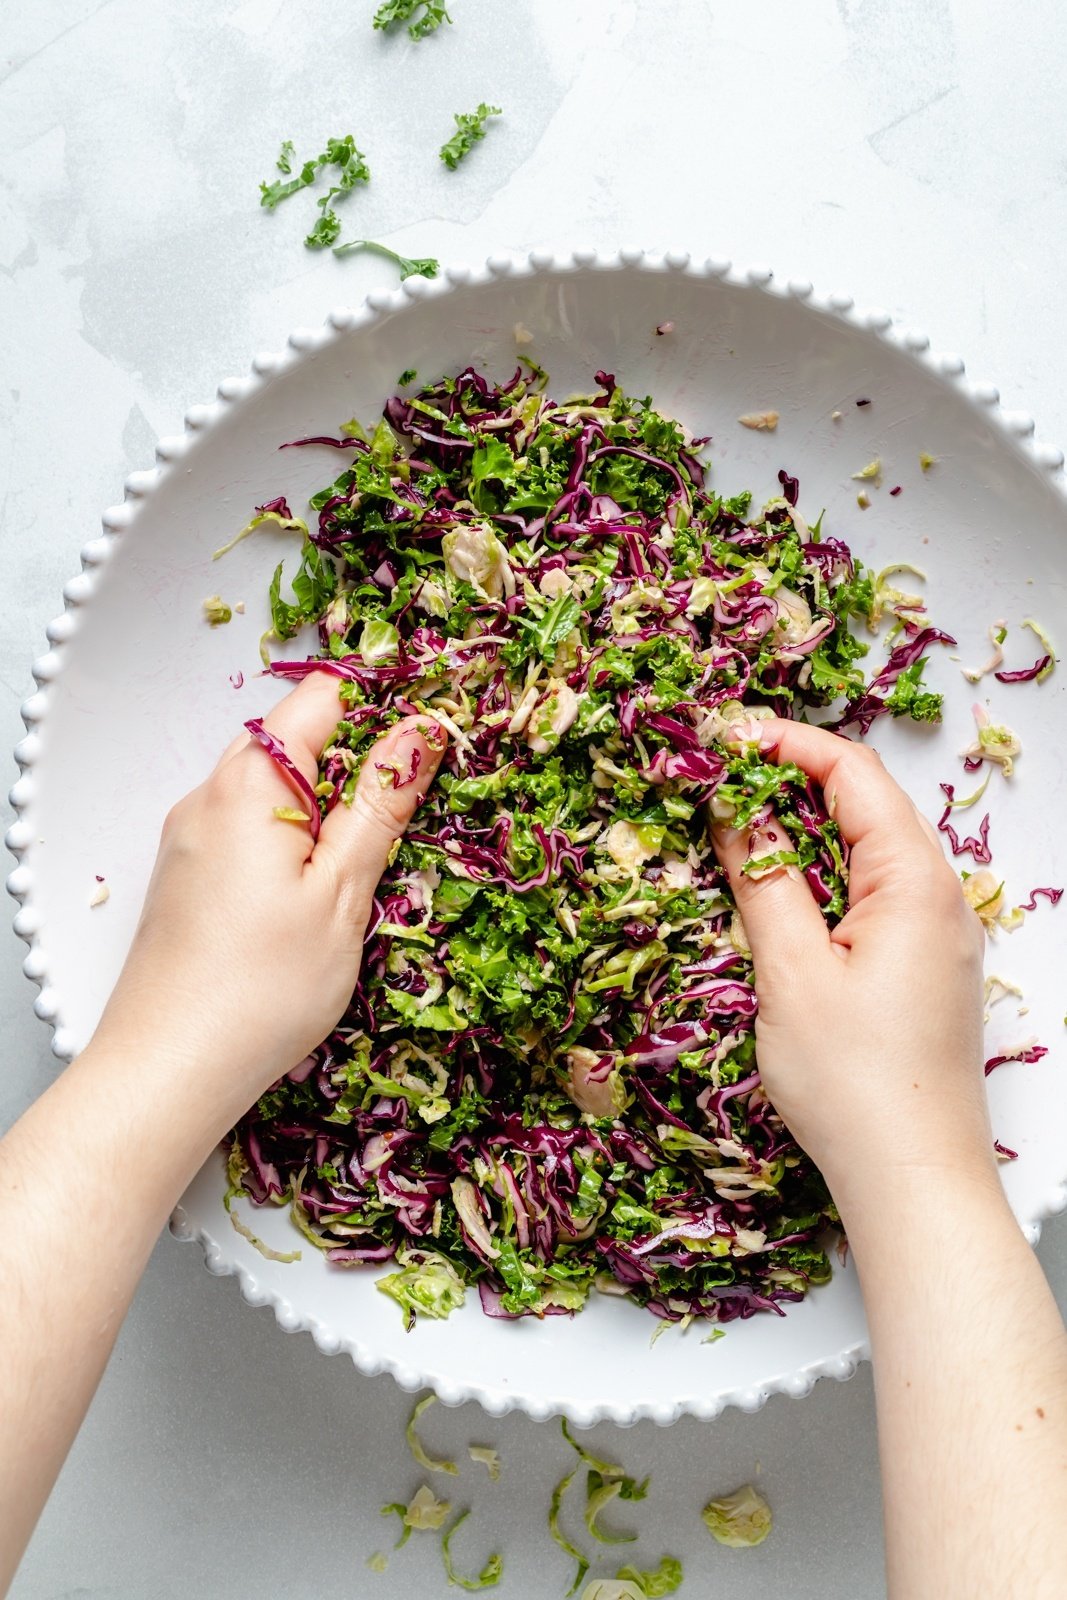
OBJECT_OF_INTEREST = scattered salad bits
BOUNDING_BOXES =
[561,1420,648,1547]
[994,617,1055,684]
[855,397,872,407]
[223,1147,301,1262]
[737,410,778,431]
[701,1482,773,1548]
[227,363,960,1331]
[961,869,1005,928]
[468,1445,501,1480]
[203,594,232,627]
[856,492,870,510]
[260,134,371,253]
[866,563,927,634]
[1018,885,1064,911]
[549,1458,590,1596]
[617,1558,683,1597]
[440,103,501,170]
[406,1394,459,1476]
[937,784,991,864]
[889,485,902,496]
[383,1483,452,1546]
[332,239,440,281]
[851,458,882,484]
[655,322,674,336]
[831,409,842,421]
[373,0,452,38]
[919,451,938,470]
[440,1509,504,1591]
[580,1557,684,1598]
[984,975,1023,1010]
[366,1551,389,1574]
[964,705,1022,776]
[548,1422,673,1597]
[963,620,1008,683]
[985,1041,1048,1076]
[89,882,110,908]
[214,499,309,561]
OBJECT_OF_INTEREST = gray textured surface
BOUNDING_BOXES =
[3,2,1067,1595]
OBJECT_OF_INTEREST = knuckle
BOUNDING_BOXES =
[849,743,883,775]
[210,755,256,803]
[161,790,197,840]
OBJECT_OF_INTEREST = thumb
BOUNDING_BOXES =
[711,810,829,981]
[313,715,447,920]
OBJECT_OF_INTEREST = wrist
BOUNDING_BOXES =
[79,1019,266,1151]
[829,1150,1013,1258]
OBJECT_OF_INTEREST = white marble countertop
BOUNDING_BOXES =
[4,2,1067,1595]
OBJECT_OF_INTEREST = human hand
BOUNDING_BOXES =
[90,673,444,1116]
[712,718,993,1213]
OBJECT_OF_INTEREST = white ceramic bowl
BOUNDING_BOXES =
[9,251,1067,1426]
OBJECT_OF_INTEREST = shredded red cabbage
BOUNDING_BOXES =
[244,718,321,840]
[1018,886,1064,911]
[985,1044,1048,1076]
[995,655,1052,684]
[937,783,993,864]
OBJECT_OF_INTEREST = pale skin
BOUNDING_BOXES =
[0,687,1065,1597]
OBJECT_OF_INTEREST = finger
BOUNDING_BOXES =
[218,673,350,783]
[256,671,352,779]
[224,672,353,849]
[313,715,448,922]
[214,731,251,771]
[711,811,830,977]
[743,717,938,900]
[914,806,943,852]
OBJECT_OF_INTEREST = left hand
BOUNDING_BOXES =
[90,673,445,1108]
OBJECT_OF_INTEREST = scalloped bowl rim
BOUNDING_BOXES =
[8,247,1067,1427]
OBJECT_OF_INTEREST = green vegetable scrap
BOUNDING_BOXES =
[441,1509,504,1591]
[332,239,440,281]
[440,103,502,169]
[374,0,452,39]
[580,1566,683,1600]
[259,134,371,251]
[202,594,232,627]
[548,1421,677,1597]
[382,1483,452,1548]
[406,1394,459,1476]
[701,1482,773,1548]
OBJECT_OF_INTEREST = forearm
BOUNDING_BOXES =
[0,1039,245,1592]
[838,1164,1067,1600]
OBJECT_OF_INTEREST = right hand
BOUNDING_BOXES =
[711,718,993,1213]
